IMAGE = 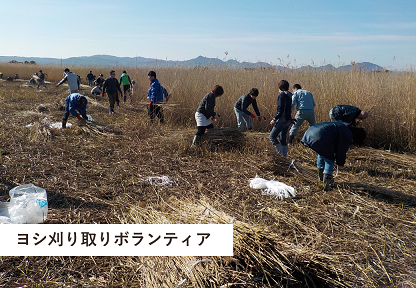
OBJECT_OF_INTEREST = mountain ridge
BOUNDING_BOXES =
[0,55,386,72]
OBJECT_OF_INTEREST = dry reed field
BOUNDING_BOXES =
[0,63,416,287]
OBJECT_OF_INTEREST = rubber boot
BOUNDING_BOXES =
[191,135,201,148]
[275,144,283,155]
[323,173,334,191]
[288,135,295,144]
[318,168,324,181]
[282,145,288,157]
[62,120,67,129]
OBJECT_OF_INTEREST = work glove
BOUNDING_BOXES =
[258,116,262,121]
[82,114,88,120]
[101,93,104,97]
[149,102,152,105]
[291,118,297,124]
[76,115,82,120]
[250,113,255,119]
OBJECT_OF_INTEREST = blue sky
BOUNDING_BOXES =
[2,0,415,69]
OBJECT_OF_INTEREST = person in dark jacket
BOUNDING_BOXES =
[94,74,104,89]
[102,70,122,114]
[37,70,47,89]
[329,105,368,126]
[269,80,293,157]
[234,88,262,132]
[86,71,95,86]
[147,71,169,124]
[301,122,366,190]
[192,85,224,147]
[62,93,88,128]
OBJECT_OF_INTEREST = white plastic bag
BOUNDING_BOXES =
[0,202,11,224]
[8,184,48,224]
[249,175,296,199]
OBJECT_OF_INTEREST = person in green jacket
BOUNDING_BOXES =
[119,71,132,102]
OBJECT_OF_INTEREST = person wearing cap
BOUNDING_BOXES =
[102,70,122,114]
[234,88,261,132]
[119,70,132,102]
[301,122,366,190]
[0,72,3,79]
[56,68,80,93]
[192,85,224,147]
[37,70,47,89]
[147,71,169,124]
[62,93,88,128]
[288,84,316,144]
[329,105,368,126]
[86,71,95,87]
[269,80,293,157]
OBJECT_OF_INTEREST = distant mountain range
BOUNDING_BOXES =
[0,55,387,72]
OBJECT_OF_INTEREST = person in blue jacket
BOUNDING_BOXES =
[269,80,293,157]
[288,84,316,143]
[234,88,262,132]
[147,71,169,124]
[329,105,368,126]
[301,122,366,190]
[62,93,88,128]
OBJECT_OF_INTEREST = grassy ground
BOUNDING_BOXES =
[0,75,416,287]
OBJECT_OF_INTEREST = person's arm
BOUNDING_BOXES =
[102,79,107,93]
[162,86,169,101]
[273,94,284,121]
[68,101,79,117]
[204,94,216,118]
[241,95,252,115]
[291,92,298,109]
[335,127,352,166]
[80,100,87,116]
[252,99,260,116]
[56,76,67,86]
[116,79,122,94]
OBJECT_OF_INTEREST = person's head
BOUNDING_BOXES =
[211,85,224,97]
[358,110,369,120]
[148,71,156,81]
[64,68,70,73]
[39,70,42,73]
[99,74,103,77]
[89,71,92,73]
[278,80,290,91]
[110,70,116,78]
[123,70,127,74]
[351,127,366,146]
[78,95,87,107]
[249,88,259,98]
[292,83,302,91]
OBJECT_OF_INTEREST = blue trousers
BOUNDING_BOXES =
[317,154,335,175]
[234,107,252,131]
[269,119,291,147]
